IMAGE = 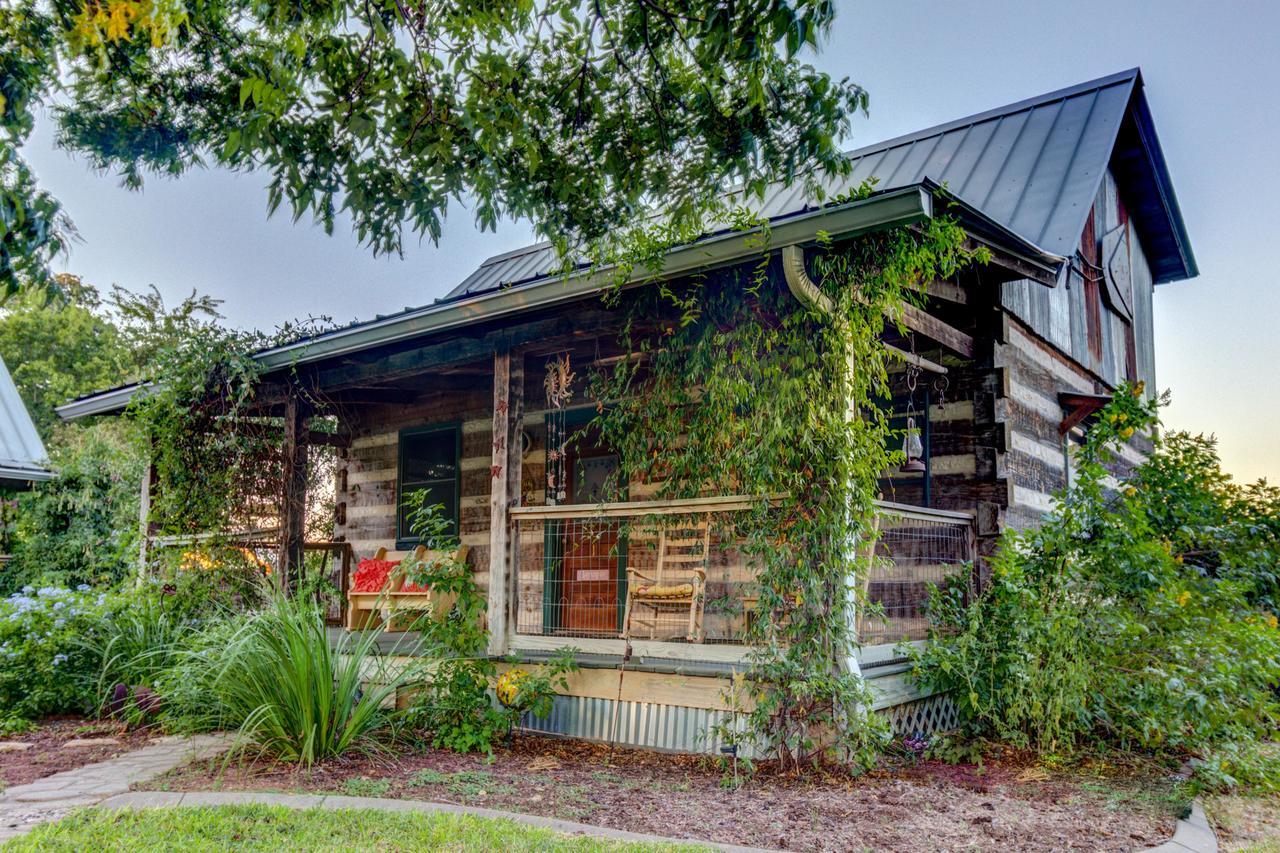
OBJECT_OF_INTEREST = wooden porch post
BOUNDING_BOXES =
[487,347,522,656]
[277,393,310,592]
[136,454,157,586]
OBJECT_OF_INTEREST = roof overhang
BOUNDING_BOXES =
[0,463,53,486]
[1113,74,1198,283]
[58,183,1063,421]
[54,383,148,421]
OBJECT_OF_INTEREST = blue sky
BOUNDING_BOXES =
[21,0,1280,482]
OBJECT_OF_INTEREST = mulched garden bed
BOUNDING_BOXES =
[0,717,155,790]
[143,734,1180,851]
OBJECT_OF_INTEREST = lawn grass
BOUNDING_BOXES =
[2,805,700,852]
[1205,793,1280,852]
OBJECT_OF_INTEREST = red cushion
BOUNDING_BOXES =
[351,558,399,592]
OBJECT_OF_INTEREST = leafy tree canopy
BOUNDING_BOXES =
[0,273,131,433]
[0,273,223,434]
[1,0,865,297]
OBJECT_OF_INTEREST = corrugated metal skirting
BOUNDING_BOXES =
[519,695,758,758]
[519,691,960,758]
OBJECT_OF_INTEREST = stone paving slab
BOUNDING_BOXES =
[1146,803,1218,853]
[97,790,772,852]
[0,734,232,842]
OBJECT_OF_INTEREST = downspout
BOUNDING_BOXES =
[779,245,947,682]
[781,245,948,375]
[780,243,866,680]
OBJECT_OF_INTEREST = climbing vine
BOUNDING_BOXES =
[591,191,984,770]
[127,319,337,541]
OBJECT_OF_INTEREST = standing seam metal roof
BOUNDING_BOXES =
[448,68,1193,300]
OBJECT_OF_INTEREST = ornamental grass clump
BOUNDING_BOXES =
[200,594,405,765]
[915,384,1280,790]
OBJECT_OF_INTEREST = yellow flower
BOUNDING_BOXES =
[1120,427,1135,440]
[1124,486,1137,498]
[105,1,134,42]
[495,669,529,708]
[1267,614,1278,631]
[1176,590,1192,607]
[1132,381,1146,397]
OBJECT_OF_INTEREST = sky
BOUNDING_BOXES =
[19,0,1280,483]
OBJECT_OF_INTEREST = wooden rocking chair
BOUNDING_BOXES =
[622,518,711,643]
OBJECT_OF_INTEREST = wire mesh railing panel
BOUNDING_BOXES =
[512,500,973,649]
[858,511,972,645]
[513,512,758,644]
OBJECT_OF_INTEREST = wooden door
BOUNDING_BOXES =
[559,450,621,635]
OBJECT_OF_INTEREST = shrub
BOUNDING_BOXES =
[914,385,1280,787]
[2,421,144,594]
[396,495,576,754]
[0,585,114,725]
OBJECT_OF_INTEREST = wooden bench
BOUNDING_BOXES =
[345,544,471,632]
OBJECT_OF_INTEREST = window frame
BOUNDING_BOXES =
[395,422,462,550]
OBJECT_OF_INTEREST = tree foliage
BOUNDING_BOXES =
[0,274,131,434]
[0,272,232,589]
[3,0,866,297]
[3,419,145,592]
[591,201,983,770]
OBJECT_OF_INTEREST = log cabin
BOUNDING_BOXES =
[59,68,1197,752]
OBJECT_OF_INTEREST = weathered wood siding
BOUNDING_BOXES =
[993,313,1151,531]
[1001,167,1158,391]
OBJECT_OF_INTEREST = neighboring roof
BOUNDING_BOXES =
[450,68,1196,299]
[0,356,52,485]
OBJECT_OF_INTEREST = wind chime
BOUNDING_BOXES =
[543,353,575,504]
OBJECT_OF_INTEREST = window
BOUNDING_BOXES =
[396,424,460,547]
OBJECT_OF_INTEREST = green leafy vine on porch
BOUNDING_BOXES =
[126,319,337,541]
[589,188,987,770]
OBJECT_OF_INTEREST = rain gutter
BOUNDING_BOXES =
[58,186,934,421]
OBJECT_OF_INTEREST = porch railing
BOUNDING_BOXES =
[857,501,975,646]
[509,496,974,650]
[511,496,759,645]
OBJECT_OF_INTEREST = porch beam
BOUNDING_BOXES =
[897,302,975,358]
[276,393,310,590]
[917,278,969,305]
[304,313,616,393]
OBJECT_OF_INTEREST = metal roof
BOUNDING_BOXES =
[64,186,972,419]
[450,68,1196,299]
[0,356,52,485]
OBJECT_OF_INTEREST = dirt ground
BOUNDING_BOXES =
[0,717,154,791]
[143,735,1179,851]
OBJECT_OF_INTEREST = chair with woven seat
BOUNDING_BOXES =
[622,518,711,642]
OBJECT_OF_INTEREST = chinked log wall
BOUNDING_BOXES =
[993,313,1152,533]
[333,360,556,596]
[331,320,1132,597]
[335,380,498,593]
